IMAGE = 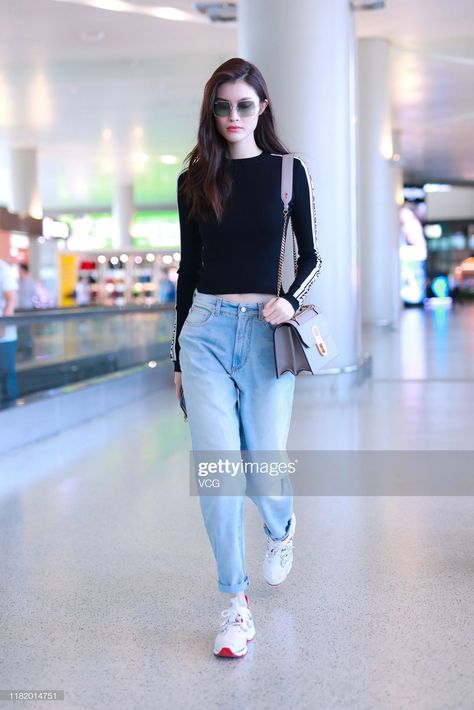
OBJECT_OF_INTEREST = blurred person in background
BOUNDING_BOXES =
[159,267,176,303]
[17,263,38,356]
[75,275,92,306]
[17,263,37,310]
[0,258,19,403]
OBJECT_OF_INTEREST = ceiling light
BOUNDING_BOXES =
[159,154,178,164]
[86,0,129,11]
[149,6,196,21]
[52,0,205,23]
[423,183,452,193]
[132,152,149,162]
[78,30,106,42]
[29,74,52,128]
[0,76,14,128]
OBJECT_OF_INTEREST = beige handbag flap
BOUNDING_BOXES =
[285,308,328,349]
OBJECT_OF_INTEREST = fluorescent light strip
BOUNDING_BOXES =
[50,0,207,23]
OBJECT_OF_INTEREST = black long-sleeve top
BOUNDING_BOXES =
[170,151,322,372]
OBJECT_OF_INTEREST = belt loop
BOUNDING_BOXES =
[258,302,264,320]
[214,296,222,316]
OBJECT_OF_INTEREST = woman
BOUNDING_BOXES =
[170,57,322,657]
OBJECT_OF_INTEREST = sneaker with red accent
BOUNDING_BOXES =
[213,595,255,658]
[263,512,296,586]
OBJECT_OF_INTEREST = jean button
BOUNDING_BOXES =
[240,306,247,312]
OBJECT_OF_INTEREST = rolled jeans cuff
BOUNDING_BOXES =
[217,575,250,594]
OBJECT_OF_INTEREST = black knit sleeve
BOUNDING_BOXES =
[169,170,202,372]
[280,155,322,311]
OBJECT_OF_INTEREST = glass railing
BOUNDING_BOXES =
[0,305,174,407]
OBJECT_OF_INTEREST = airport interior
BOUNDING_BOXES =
[0,1,473,708]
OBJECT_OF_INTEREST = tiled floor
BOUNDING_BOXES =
[0,303,473,709]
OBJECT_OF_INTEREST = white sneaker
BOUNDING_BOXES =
[213,595,255,658]
[263,513,296,586]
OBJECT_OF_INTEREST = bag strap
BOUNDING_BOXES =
[281,153,293,211]
[277,153,298,298]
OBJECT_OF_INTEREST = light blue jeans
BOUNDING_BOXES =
[179,289,296,593]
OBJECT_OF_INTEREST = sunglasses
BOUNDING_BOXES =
[179,384,188,422]
[213,98,261,118]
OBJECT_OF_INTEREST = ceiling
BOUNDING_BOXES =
[0,0,473,212]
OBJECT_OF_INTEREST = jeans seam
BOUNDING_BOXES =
[234,318,253,370]
[184,308,215,327]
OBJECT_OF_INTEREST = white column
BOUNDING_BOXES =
[112,183,134,250]
[8,147,43,280]
[393,159,404,321]
[358,38,400,326]
[8,147,42,218]
[239,0,364,378]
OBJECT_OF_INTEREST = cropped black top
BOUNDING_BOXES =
[170,151,322,372]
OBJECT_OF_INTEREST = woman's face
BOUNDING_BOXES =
[213,80,268,148]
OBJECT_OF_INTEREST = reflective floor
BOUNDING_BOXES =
[0,303,473,709]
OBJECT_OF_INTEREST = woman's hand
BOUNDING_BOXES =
[261,297,295,325]
[174,371,182,399]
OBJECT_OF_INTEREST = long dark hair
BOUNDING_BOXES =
[180,57,291,223]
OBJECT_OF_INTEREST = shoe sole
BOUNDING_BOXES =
[214,633,255,658]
